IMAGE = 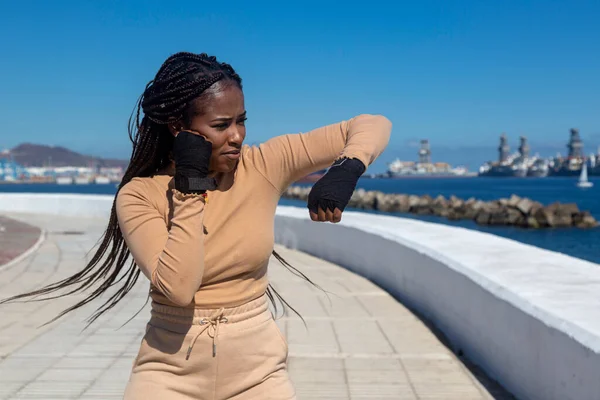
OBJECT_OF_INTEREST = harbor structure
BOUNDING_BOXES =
[548,128,586,177]
[0,150,30,182]
[418,139,431,164]
[499,133,510,163]
[518,136,530,159]
[385,139,470,177]
[479,134,550,178]
[0,149,122,184]
[568,128,583,158]
[480,134,530,177]
[590,146,600,177]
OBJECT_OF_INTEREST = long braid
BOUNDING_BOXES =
[0,51,303,325]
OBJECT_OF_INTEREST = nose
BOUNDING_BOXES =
[228,125,244,145]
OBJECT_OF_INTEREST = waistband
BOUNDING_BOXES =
[150,293,269,325]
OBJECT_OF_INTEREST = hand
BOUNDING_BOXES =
[307,157,366,223]
[173,131,214,193]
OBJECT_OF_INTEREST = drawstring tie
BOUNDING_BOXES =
[186,308,228,360]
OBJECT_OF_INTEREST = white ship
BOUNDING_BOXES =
[56,176,73,185]
[387,158,469,177]
[74,176,91,185]
[384,140,471,177]
[94,176,111,184]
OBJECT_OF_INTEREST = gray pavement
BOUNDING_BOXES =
[0,213,511,399]
[0,216,41,266]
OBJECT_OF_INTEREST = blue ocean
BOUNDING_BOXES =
[2,177,599,265]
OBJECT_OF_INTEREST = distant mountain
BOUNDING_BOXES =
[6,143,129,168]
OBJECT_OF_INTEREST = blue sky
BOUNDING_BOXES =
[0,1,599,172]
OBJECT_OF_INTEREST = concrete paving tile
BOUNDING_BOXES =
[288,367,346,384]
[289,357,345,371]
[348,383,416,399]
[344,358,402,370]
[333,320,394,354]
[12,380,89,399]
[78,397,123,400]
[83,379,129,396]
[333,275,381,293]
[412,383,484,399]
[320,295,370,318]
[0,363,48,382]
[403,358,474,385]
[275,293,329,318]
[287,319,339,354]
[36,368,102,382]
[51,357,115,370]
[0,382,23,399]
[294,382,349,399]
[0,356,58,370]
[67,344,126,357]
[346,369,409,384]
[312,279,352,295]
[379,320,451,356]
[356,293,413,317]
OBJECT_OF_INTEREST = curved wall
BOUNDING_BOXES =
[2,193,600,400]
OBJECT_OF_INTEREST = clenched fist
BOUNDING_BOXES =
[307,157,366,223]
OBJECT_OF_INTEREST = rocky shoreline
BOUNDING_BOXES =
[283,187,599,229]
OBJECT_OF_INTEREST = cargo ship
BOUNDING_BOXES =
[383,140,472,178]
[479,135,547,177]
[548,129,586,177]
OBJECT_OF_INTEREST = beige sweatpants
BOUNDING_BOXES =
[123,294,296,400]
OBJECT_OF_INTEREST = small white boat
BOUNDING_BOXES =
[577,163,593,188]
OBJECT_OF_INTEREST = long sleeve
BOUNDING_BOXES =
[250,114,392,192]
[116,179,206,307]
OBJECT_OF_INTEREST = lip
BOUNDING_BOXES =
[222,151,240,160]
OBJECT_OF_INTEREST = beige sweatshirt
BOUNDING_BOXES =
[116,114,392,308]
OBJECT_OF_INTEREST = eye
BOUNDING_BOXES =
[237,117,248,126]
[213,123,229,131]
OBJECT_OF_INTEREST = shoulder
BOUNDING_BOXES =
[117,176,168,208]
[240,142,267,166]
[118,177,150,200]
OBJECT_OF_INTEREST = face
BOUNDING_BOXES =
[172,83,246,174]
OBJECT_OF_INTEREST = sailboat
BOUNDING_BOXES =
[577,163,593,188]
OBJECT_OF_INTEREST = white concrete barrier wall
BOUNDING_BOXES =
[0,193,114,219]
[1,193,599,400]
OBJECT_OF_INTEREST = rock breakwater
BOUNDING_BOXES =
[283,187,598,229]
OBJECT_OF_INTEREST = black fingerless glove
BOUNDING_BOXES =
[307,157,366,213]
[173,131,215,194]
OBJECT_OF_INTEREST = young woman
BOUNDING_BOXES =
[5,52,391,399]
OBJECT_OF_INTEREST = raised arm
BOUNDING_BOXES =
[116,180,206,307]
[251,114,392,192]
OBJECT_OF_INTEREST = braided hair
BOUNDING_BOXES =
[2,52,314,326]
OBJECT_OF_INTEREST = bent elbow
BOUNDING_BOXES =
[373,114,393,134]
[151,270,197,307]
[363,114,392,144]
[355,114,392,133]
[168,291,195,307]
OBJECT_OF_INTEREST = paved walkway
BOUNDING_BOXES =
[0,213,512,400]
[0,216,41,266]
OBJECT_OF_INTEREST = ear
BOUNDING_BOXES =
[167,123,181,137]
